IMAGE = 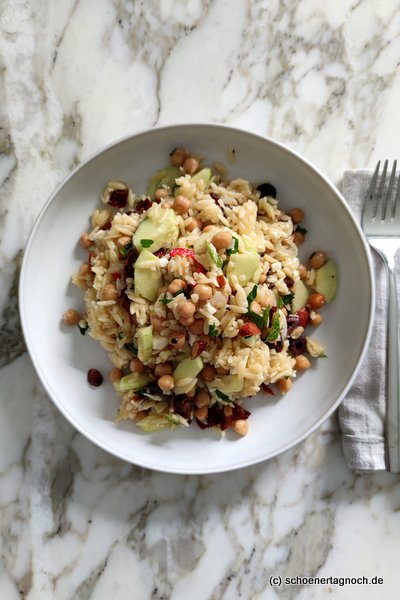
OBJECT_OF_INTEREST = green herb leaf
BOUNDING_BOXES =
[215,389,232,403]
[246,284,258,305]
[160,296,173,305]
[77,323,89,335]
[140,239,154,248]
[267,312,281,341]
[207,242,223,268]
[248,307,270,330]
[208,324,219,337]
[172,289,185,297]
[226,236,239,256]
[120,242,133,257]
[278,292,294,308]
[124,342,137,354]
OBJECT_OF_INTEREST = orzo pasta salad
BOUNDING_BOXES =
[64,147,338,437]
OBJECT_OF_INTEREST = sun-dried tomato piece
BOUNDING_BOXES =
[87,368,103,387]
[100,220,112,230]
[196,417,209,429]
[206,404,222,427]
[169,248,206,273]
[108,189,129,208]
[261,384,275,396]
[173,398,193,422]
[216,275,226,288]
[154,248,166,258]
[232,403,251,420]
[135,198,152,214]
[239,322,261,336]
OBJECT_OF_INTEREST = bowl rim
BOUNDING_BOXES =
[19,123,375,473]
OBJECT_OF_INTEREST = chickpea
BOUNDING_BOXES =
[186,386,197,398]
[183,156,199,174]
[259,272,267,284]
[170,147,187,167]
[109,367,122,382]
[79,232,92,249]
[202,225,216,232]
[155,188,169,201]
[117,235,132,249]
[176,300,196,319]
[79,263,91,276]
[192,284,212,301]
[151,315,166,332]
[154,362,173,377]
[310,312,323,326]
[276,378,292,394]
[102,283,118,301]
[308,293,325,310]
[295,355,311,371]
[158,374,175,391]
[195,390,211,407]
[201,365,216,382]
[309,251,327,270]
[168,331,186,349]
[232,419,249,436]
[293,231,305,245]
[180,316,195,327]
[186,218,203,232]
[216,366,229,375]
[195,406,208,420]
[299,264,308,280]
[189,319,205,335]
[63,308,80,326]
[173,195,191,215]
[168,279,187,294]
[211,230,232,251]
[129,357,145,374]
[223,405,233,418]
[287,207,305,224]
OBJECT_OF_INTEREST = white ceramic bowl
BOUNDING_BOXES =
[19,124,374,474]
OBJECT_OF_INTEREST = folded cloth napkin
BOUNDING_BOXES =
[338,170,391,471]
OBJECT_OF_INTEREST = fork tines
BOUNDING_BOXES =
[367,159,400,221]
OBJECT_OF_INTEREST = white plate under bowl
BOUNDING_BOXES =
[19,124,374,474]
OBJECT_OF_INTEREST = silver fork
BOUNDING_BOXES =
[362,160,400,472]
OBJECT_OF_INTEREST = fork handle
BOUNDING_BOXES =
[386,265,400,472]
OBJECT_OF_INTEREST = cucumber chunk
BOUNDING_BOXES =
[137,325,153,363]
[134,250,162,302]
[113,373,152,393]
[173,357,204,395]
[226,252,260,286]
[147,166,181,198]
[191,167,212,188]
[314,259,338,302]
[133,206,179,253]
[216,374,244,393]
[291,279,309,312]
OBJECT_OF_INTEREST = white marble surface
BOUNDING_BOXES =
[1,1,400,598]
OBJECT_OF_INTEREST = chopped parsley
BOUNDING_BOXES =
[248,307,270,330]
[278,292,294,308]
[215,389,232,403]
[246,284,258,305]
[207,242,223,268]
[226,236,239,256]
[77,323,89,335]
[172,289,186,297]
[295,225,307,235]
[140,239,154,248]
[208,324,219,337]
[160,296,173,305]
[266,312,281,341]
[120,242,133,257]
[124,342,137,354]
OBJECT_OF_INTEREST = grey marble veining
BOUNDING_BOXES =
[1,1,400,599]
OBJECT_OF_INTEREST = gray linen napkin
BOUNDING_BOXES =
[338,170,393,471]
